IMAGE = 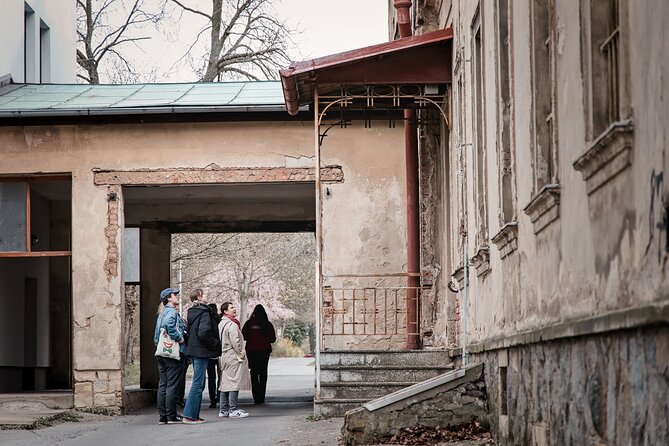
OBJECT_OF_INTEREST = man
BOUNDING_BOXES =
[154,287,185,425]
[182,288,221,424]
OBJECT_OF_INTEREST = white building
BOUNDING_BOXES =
[0,0,76,84]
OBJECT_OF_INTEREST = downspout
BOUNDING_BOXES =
[394,0,421,350]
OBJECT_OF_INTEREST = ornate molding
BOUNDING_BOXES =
[573,120,634,194]
[453,264,468,290]
[470,245,491,277]
[491,222,518,259]
[523,184,561,234]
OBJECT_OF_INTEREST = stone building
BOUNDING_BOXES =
[382,0,667,444]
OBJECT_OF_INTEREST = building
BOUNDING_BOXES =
[0,0,76,84]
[386,0,667,444]
[0,81,404,411]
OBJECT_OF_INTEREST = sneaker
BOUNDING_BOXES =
[218,411,229,418]
[167,417,182,424]
[158,416,168,425]
[228,410,249,418]
[182,417,206,424]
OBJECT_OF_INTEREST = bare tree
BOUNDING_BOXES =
[171,233,314,324]
[76,0,164,83]
[168,0,293,81]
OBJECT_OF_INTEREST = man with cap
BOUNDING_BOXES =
[154,287,185,425]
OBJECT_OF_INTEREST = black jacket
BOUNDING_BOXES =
[185,303,221,358]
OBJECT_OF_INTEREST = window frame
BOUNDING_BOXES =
[0,176,72,258]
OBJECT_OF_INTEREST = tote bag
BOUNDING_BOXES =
[155,327,180,360]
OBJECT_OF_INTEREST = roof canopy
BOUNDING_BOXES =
[279,28,453,115]
[0,81,288,118]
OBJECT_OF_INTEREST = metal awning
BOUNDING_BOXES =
[279,28,453,115]
[0,81,292,118]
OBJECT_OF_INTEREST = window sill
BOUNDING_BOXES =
[469,245,491,277]
[491,222,518,259]
[523,184,561,234]
[573,120,634,194]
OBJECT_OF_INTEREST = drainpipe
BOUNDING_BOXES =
[394,0,421,350]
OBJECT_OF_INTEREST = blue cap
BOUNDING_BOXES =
[160,288,179,302]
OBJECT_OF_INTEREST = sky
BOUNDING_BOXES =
[119,0,389,83]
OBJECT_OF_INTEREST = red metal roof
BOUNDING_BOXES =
[279,28,454,115]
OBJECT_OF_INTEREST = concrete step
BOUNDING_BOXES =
[0,391,73,410]
[321,365,452,383]
[320,349,452,368]
[314,398,368,417]
[320,381,417,400]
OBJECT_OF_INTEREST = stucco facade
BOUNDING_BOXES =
[0,0,76,83]
[0,99,404,408]
[408,0,669,444]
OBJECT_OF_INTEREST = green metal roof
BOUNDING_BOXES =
[0,81,291,117]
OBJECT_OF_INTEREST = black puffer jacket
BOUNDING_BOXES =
[185,303,221,358]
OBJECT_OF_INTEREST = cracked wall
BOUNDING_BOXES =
[0,119,404,406]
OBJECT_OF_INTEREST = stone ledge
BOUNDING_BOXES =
[523,184,560,234]
[491,222,518,259]
[470,246,491,277]
[93,166,344,185]
[573,120,633,194]
[448,300,669,356]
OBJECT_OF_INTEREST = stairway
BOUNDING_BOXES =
[315,350,454,417]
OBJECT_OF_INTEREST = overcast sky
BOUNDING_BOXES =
[126,0,389,83]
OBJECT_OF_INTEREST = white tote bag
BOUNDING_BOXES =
[155,328,180,360]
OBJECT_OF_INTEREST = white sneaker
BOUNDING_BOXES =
[218,411,229,418]
[228,409,249,418]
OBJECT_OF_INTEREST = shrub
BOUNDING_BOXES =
[272,337,304,357]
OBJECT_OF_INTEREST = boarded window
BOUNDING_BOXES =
[0,182,27,252]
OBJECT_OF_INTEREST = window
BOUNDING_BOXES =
[40,20,50,83]
[583,0,630,139]
[523,0,561,234]
[574,0,632,195]
[472,9,488,247]
[495,0,515,225]
[0,177,71,257]
[530,0,558,191]
[24,2,37,83]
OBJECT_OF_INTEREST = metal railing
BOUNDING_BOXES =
[320,274,429,339]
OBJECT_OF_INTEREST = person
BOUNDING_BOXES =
[218,302,251,418]
[206,303,220,408]
[182,289,221,424]
[242,304,276,404]
[154,287,186,425]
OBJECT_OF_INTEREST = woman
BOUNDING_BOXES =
[218,302,251,418]
[241,304,276,404]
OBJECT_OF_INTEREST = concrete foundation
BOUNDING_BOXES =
[477,325,669,445]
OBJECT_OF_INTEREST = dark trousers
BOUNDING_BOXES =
[157,356,182,420]
[204,358,218,405]
[247,351,271,403]
[176,355,189,404]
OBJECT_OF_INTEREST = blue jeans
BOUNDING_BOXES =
[183,357,208,419]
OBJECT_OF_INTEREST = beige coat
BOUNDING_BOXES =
[218,318,251,392]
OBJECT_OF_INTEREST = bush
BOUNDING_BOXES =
[283,320,309,346]
[272,337,304,358]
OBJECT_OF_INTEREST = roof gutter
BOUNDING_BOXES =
[0,104,300,119]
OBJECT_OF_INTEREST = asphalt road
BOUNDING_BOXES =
[0,358,343,446]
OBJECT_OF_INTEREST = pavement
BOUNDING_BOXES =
[0,357,346,446]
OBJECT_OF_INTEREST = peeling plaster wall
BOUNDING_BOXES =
[320,122,406,350]
[417,0,669,442]
[420,0,669,348]
[0,119,404,405]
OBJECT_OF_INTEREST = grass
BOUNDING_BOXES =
[0,411,83,431]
